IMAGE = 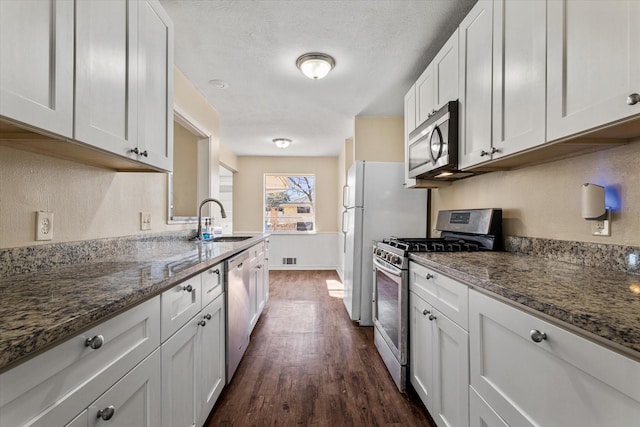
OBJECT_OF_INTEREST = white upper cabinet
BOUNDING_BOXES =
[433,29,459,111]
[458,0,494,169]
[547,0,640,142]
[491,0,546,157]
[416,63,435,126]
[75,0,138,157]
[0,0,74,137]
[404,84,418,188]
[138,0,174,171]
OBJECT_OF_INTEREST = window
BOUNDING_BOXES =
[264,174,315,233]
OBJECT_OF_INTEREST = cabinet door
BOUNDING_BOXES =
[433,29,459,111]
[88,350,161,427]
[547,0,640,141]
[161,274,201,342]
[469,386,508,427]
[492,0,546,157]
[249,264,260,332]
[197,295,226,427]
[469,290,640,427]
[416,64,435,126]
[458,0,494,169]
[431,307,469,427]
[409,292,434,411]
[257,260,268,314]
[161,318,199,427]
[404,84,418,188]
[137,0,174,171]
[0,0,73,137]
[75,0,138,157]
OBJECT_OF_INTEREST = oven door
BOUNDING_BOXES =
[372,256,407,364]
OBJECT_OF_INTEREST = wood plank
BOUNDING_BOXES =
[205,270,435,426]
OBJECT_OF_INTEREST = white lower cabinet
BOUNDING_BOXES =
[410,261,469,427]
[161,293,226,427]
[0,297,160,427]
[248,242,269,333]
[469,289,640,427]
[469,386,507,427]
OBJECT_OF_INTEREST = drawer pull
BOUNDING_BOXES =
[97,405,115,421]
[182,284,194,293]
[428,314,437,321]
[204,313,212,320]
[198,320,207,327]
[530,329,547,343]
[422,309,430,316]
[85,335,104,350]
[425,273,434,280]
[209,268,220,275]
[627,93,640,106]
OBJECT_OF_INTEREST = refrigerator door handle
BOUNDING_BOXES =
[342,185,349,208]
[341,210,348,234]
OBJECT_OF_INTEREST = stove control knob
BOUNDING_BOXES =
[392,256,400,264]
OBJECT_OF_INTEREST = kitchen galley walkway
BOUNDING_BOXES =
[206,270,434,426]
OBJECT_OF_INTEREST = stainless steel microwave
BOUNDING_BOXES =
[407,101,459,179]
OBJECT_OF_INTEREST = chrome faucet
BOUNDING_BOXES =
[197,198,227,240]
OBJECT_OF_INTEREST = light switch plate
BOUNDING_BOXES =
[140,212,152,230]
[36,211,54,241]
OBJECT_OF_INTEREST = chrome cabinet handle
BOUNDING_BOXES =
[97,405,115,421]
[183,284,193,292]
[491,147,501,154]
[204,313,212,320]
[428,314,437,321]
[209,268,220,275]
[237,262,244,269]
[530,329,547,343]
[422,309,430,316]
[129,147,139,155]
[140,150,148,157]
[425,273,434,280]
[480,150,490,157]
[198,320,207,327]
[85,335,104,350]
[627,93,640,105]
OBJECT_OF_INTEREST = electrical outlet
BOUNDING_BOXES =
[140,212,152,230]
[591,212,611,237]
[36,211,54,241]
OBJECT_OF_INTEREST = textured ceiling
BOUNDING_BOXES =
[160,0,477,157]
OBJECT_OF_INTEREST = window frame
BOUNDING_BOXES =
[263,173,316,234]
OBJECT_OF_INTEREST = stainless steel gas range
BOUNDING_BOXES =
[372,208,502,392]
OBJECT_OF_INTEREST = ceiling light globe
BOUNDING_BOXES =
[272,138,292,149]
[296,53,335,80]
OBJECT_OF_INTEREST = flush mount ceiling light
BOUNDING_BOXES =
[208,79,229,89]
[272,138,292,149]
[296,52,335,80]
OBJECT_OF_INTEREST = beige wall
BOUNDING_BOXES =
[219,142,239,172]
[0,66,220,249]
[354,116,404,162]
[234,156,339,233]
[431,139,640,246]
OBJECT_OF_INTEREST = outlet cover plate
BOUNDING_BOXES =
[36,211,54,241]
[591,210,611,236]
[140,212,152,230]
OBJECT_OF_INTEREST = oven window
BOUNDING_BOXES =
[376,269,400,349]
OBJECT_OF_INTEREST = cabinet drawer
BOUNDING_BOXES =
[469,290,640,427]
[201,263,224,308]
[0,296,160,427]
[470,385,508,427]
[409,262,468,329]
[161,274,202,342]
[248,242,265,267]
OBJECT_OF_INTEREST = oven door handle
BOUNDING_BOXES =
[373,257,403,277]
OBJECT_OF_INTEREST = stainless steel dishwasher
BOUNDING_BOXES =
[226,250,250,382]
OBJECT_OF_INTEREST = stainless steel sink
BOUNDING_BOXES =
[203,236,253,243]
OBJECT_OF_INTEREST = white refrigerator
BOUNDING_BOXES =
[342,161,428,326]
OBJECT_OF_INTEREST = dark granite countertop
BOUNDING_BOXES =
[0,234,268,372]
[409,252,640,360]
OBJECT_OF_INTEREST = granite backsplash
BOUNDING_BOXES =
[505,236,640,275]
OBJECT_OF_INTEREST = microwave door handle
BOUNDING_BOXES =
[373,257,402,277]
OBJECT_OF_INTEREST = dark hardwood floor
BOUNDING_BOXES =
[206,270,435,426]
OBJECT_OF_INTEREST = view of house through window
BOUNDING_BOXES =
[264,174,315,232]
